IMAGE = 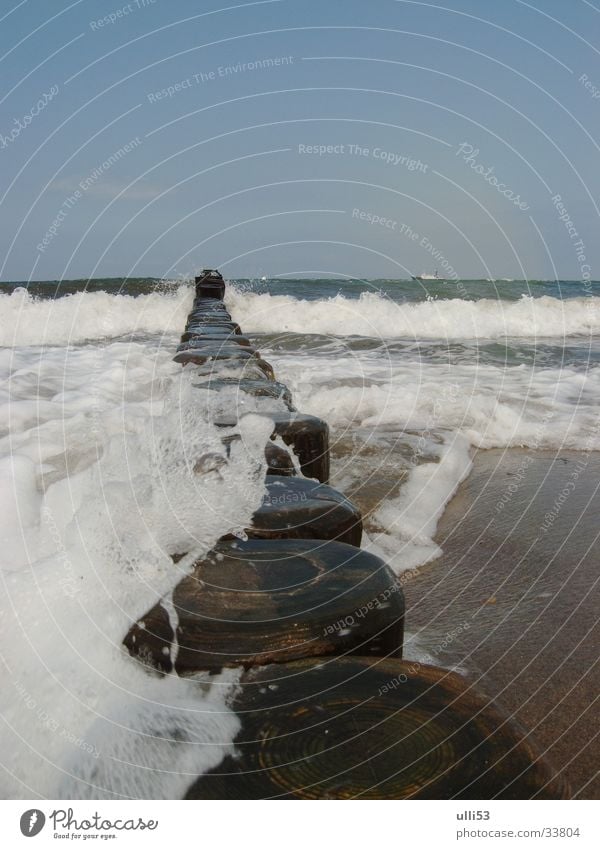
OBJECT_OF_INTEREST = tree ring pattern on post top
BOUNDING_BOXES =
[185,657,569,800]
[122,270,566,799]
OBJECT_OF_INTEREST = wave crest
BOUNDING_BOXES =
[0,286,192,346]
[227,288,600,339]
[2,285,598,346]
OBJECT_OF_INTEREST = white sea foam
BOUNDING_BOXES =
[0,286,192,347]
[2,287,599,346]
[273,353,600,450]
[3,283,600,793]
[227,288,600,339]
[270,349,600,573]
[0,340,273,798]
[365,434,473,572]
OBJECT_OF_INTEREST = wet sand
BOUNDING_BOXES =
[403,449,600,799]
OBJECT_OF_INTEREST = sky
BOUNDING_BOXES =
[0,0,599,281]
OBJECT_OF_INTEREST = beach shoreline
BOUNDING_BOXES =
[403,448,600,799]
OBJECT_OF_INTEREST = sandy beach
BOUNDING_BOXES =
[403,449,600,799]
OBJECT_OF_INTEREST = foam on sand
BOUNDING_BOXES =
[271,350,600,574]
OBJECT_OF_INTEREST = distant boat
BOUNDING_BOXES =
[411,270,445,281]
[260,276,268,282]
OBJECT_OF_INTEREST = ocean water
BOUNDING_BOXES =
[1,276,599,798]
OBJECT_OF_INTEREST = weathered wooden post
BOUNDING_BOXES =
[122,268,567,800]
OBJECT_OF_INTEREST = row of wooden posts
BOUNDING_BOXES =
[124,269,567,799]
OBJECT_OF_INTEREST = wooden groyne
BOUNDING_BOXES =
[125,269,568,799]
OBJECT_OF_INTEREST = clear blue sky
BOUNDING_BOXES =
[1,0,599,281]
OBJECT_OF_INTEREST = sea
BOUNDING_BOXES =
[1,276,599,798]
